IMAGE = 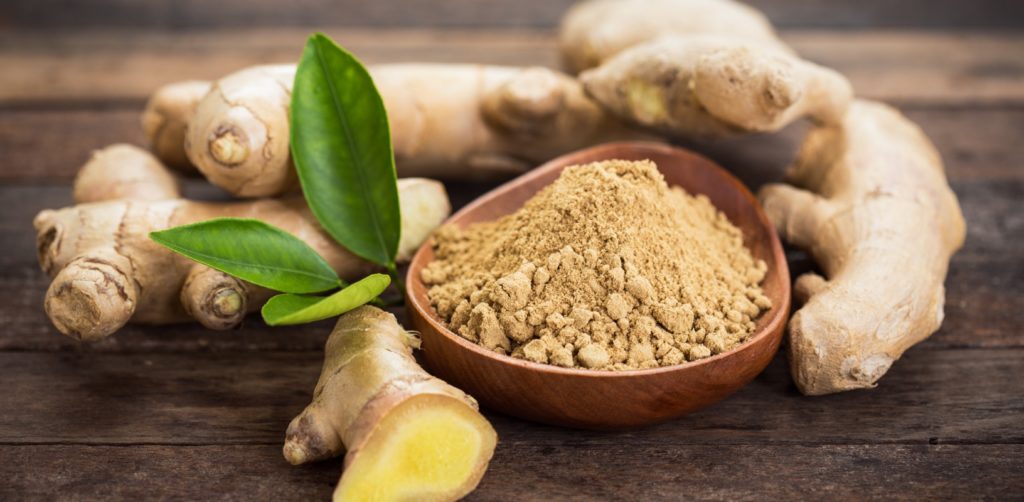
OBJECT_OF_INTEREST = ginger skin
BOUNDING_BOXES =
[36,154,450,341]
[284,306,497,502]
[759,100,966,395]
[142,80,211,174]
[560,0,850,139]
[579,36,852,139]
[186,63,650,197]
[185,65,296,197]
[559,0,789,74]
[73,144,180,203]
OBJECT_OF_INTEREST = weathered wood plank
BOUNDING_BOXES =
[0,444,341,501]
[2,0,1020,30]
[0,109,146,182]
[0,29,557,104]
[0,30,1021,105]
[481,444,1024,501]
[0,443,1020,501]
[0,349,1020,445]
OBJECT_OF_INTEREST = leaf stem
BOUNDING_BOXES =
[386,262,406,302]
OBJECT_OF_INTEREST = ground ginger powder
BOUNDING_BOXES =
[421,160,771,370]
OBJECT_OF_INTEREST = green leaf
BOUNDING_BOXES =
[261,273,391,325]
[150,218,340,294]
[291,33,400,267]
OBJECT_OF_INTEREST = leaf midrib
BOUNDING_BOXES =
[313,35,391,265]
[154,240,337,290]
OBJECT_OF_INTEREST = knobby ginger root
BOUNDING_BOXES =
[73,144,180,203]
[141,80,211,174]
[559,0,789,73]
[758,100,966,395]
[185,65,295,197]
[560,0,850,139]
[579,36,852,139]
[284,306,497,502]
[186,63,650,197]
[36,157,450,340]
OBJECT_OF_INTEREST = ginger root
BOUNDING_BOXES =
[36,153,450,341]
[579,36,852,139]
[142,80,211,174]
[559,0,788,74]
[284,306,497,502]
[559,0,850,140]
[759,100,966,395]
[186,63,649,197]
[73,144,180,203]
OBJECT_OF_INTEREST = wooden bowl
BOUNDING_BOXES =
[406,142,790,429]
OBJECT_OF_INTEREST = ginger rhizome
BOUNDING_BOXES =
[422,160,771,370]
[142,80,211,174]
[759,100,966,395]
[560,0,851,139]
[35,152,450,341]
[186,63,650,197]
[559,0,788,74]
[73,144,180,203]
[284,306,497,502]
[578,36,851,139]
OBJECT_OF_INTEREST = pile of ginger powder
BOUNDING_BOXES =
[421,160,771,370]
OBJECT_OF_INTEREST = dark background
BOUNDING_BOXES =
[3,0,1023,29]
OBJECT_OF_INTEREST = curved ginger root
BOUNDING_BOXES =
[284,306,496,501]
[559,0,788,74]
[36,153,450,341]
[186,63,649,197]
[141,80,211,174]
[758,100,966,395]
[580,36,852,139]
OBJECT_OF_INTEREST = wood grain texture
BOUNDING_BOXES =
[2,0,1019,29]
[1,350,1021,446]
[1,443,1021,500]
[478,444,1024,501]
[0,445,342,500]
[0,30,1021,105]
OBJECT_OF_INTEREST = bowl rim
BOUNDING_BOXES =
[406,141,791,380]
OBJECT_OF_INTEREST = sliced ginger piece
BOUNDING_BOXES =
[336,394,496,502]
[283,306,497,502]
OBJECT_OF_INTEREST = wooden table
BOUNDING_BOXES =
[1,11,1022,500]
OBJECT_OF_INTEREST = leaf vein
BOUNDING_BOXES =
[157,242,336,286]
[313,36,391,264]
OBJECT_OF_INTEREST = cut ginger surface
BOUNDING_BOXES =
[335,395,496,502]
